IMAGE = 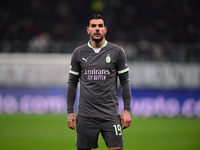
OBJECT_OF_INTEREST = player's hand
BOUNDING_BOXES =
[121,110,131,129]
[67,113,76,130]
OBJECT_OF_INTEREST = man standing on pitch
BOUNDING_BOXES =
[67,14,131,150]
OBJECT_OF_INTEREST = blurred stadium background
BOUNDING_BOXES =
[0,0,200,150]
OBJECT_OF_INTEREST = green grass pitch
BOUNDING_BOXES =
[0,114,200,150]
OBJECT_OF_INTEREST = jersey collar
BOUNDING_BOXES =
[87,40,107,53]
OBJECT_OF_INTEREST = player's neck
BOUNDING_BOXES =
[90,38,106,48]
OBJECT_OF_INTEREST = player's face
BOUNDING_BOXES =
[87,19,107,42]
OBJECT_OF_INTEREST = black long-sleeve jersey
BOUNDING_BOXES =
[67,41,131,118]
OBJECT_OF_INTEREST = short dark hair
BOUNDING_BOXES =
[88,14,105,26]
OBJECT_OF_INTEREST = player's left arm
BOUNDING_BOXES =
[119,72,132,129]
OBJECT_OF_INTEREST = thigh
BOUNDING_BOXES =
[101,116,124,148]
[76,116,101,149]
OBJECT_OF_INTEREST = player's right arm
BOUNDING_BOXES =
[67,73,79,130]
[67,73,79,114]
[66,49,80,130]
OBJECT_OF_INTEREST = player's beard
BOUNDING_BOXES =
[91,35,103,43]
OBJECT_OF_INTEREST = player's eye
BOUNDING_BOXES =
[91,24,96,27]
[98,24,103,27]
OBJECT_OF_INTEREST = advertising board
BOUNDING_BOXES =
[0,87,199,118]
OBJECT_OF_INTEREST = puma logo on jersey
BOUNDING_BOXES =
[82,57,88,62]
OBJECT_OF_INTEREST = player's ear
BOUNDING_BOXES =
[104,27,108,34]
[86,27,90,34]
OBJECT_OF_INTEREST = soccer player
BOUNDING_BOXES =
[67,14,131,150]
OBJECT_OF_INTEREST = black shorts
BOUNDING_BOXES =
[76,115,123,149]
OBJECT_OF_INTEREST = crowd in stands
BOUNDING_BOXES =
[0,0,199,62]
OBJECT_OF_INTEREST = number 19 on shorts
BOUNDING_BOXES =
[113,124,122,136]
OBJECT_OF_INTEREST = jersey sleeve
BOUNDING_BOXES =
[116,48,129,75]
[69,49,81,76]
[67,49,80,114]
